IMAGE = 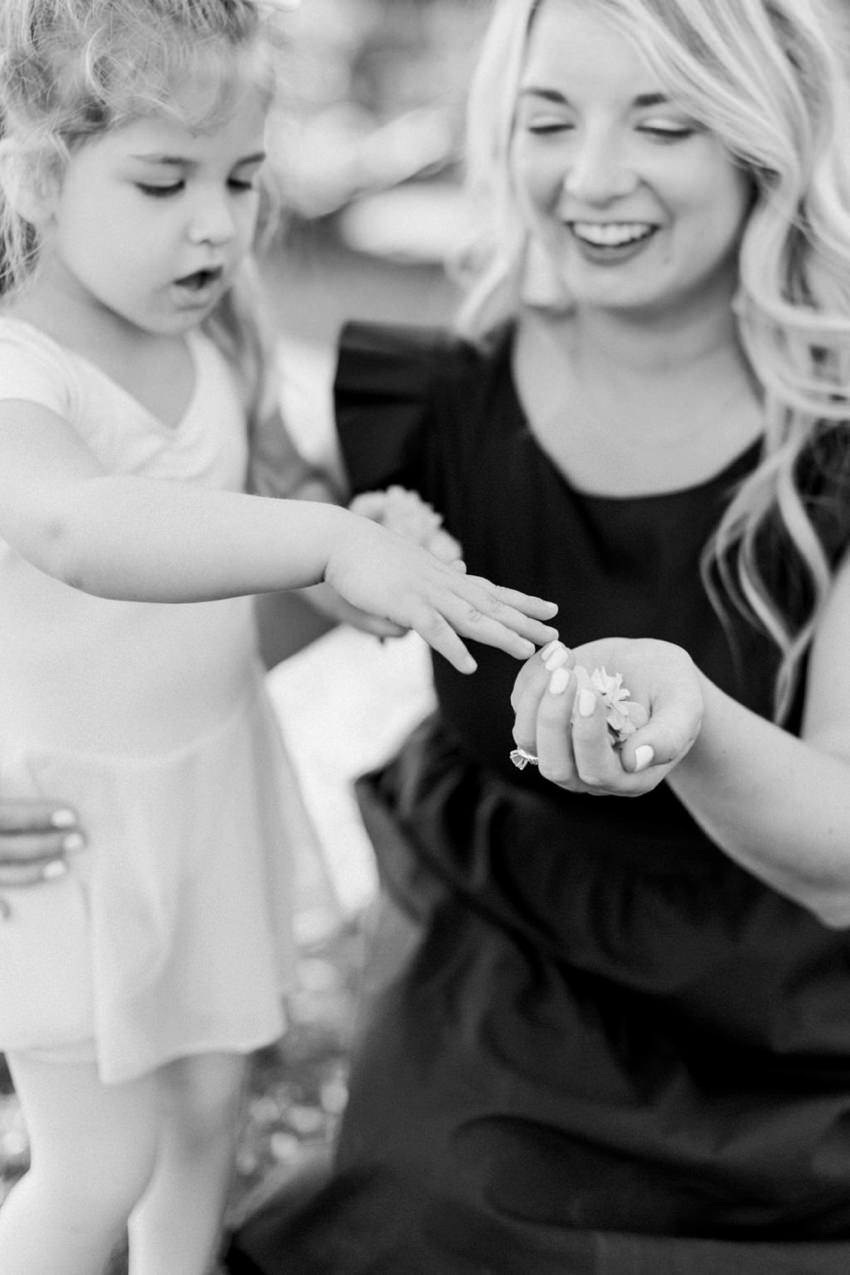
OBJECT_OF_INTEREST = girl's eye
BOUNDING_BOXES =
[228,178,257,193]
[137,182,183,198]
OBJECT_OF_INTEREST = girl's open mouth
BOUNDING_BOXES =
[175,267,223,292]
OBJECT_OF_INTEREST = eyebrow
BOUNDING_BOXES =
[129,151,267,167]
[518,88,672,109]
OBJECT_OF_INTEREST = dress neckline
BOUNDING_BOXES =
[495,326,764,504]
[0,314,203,437]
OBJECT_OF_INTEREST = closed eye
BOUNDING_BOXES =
[638,122,697,142]
[137,182,184,198]
[523,119,574,136]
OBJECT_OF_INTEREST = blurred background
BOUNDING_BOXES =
[1,0,494,1239]
[260,0,491,921]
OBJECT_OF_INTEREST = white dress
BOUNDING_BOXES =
[0,318,311,1083]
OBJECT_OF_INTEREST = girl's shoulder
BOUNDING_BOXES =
[0,315,79,415]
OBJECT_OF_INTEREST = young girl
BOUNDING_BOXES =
[0,2,558,1272]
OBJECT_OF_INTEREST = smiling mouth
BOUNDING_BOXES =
[569,222,656,248]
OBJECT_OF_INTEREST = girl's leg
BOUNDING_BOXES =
[0,1051,159,1275]
[128,1051,248,1275]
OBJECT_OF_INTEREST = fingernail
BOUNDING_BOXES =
[540,640,561,661]
[634,745,654,773]
[544,646,570,672]
[549,667,570,695]
[62,832,86,853]
[578,689,596,717]
[43,860,68,880]
[51,808,77,829]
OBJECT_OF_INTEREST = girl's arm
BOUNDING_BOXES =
[0,399,558,673]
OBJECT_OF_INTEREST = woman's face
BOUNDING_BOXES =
[510,0,752,319]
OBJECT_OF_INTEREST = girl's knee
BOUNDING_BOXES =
[157,1053,247,1151]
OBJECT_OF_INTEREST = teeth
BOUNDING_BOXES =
[571,222,654,247]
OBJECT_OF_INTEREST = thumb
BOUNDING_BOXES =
[620,696,703,774]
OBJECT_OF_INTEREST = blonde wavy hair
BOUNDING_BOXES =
[0,0,291,467]
[456,0,850,722]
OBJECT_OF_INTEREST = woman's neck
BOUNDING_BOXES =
[514,287,764,496]
[544,284,747,385]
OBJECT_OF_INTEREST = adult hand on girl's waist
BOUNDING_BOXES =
[0,800,85,888]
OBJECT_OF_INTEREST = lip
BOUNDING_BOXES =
[565,220,659,265]
[171,265,225,308]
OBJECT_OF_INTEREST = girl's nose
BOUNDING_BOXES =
[187,194,236,246]
[562,134,637,203]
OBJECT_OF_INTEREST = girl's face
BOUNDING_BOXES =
[40,78,268,336]
[510,0,752,319]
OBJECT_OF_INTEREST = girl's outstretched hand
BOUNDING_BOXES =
[510,637,703,794]
[325,516,558,672]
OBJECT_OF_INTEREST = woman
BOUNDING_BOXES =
[230,0,850,1271]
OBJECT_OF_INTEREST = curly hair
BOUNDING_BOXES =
[456,0,850,721]
[0,0,291,465]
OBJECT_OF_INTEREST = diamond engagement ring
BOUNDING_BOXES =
[509,748,539,770]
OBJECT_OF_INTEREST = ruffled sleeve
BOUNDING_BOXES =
[333,320,462,498]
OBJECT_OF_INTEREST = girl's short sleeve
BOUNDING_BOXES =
[0,324,75,419]
[334,320,461,497]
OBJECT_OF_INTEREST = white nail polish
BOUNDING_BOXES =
[50,808,77,829]
[62,832,86,853]
[549,667,570,695]
[634,745,655,772]
[540,640,561,661]
[544,646,570,672]
[578,689,596,717]
[43,860,68,880]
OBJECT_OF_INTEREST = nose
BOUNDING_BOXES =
[562,129,637,204]
[187,190,237,246]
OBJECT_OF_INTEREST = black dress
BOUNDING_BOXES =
[230,323,850,1274]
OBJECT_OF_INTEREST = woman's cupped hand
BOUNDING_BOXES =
[510,637,704,796]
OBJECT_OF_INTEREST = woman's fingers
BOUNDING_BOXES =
[533,662,583,784]
[509,639,704,795]
[619,682,704,774]
[0,801,83,887]
[511,642,580,781]
[0,800,78,837]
